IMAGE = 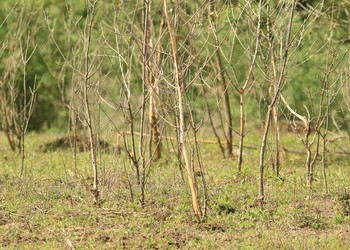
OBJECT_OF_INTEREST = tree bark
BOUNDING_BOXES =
[163,0,202,221]
[209,3,233,158]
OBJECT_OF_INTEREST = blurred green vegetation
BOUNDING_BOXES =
[0,0,349,131]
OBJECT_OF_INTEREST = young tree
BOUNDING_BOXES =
[0,2,39,176]
[208,1,233,158]
[257,0,297,206]
[163,0,202,221]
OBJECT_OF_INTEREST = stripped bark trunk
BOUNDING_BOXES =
[140,0,151,204]
[163,0,202,221]
[267,2,281,177]
[148,11,163,161]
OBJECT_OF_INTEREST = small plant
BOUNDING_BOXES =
[336,190,350,216]
[213,197,236,215]
[295,214,327,230]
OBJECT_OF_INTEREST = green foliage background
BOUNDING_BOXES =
[0,0,348,131]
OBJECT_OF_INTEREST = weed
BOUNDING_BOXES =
[295,214,328,230]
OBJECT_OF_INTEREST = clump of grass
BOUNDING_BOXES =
[214,199,237,215]
[336,189,350,216]
[295,214,328,230]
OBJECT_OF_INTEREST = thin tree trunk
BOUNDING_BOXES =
[237,93,244,170]
[163,0,202,221]
[149,94,161,159]
[237,0,262,170]
[258,0,297,206]
[273,106,280,176]
[20,47,27,177]
[148,12,163,160]
[83,1,99,204]
[322,136,328,193]
[209,3,233,158]
[73,114,77,177]
[258,107,272,207]
[267,1,282,177]
[203,88,225,158]
[305,137,312,187]
[140,0,151,204]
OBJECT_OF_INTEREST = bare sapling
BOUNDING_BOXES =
[208,1,233,158]
[103,2,153,203]
[0,1,20,152]
[140,0,151,203]
[258,0,297,206]
[236,0,262,170]
[46,0,104,203]
[148,10,163,161]
[266,2,281,176]
[19,36,38,176]
[0,3,37,161]
[280,14,348,188]
[163,0,202,221]
[82,0,101,204]
[0,3,39,175]
[280,95,315,186]
[318,23,350,192]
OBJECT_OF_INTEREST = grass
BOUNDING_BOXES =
[1,131,350,249]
